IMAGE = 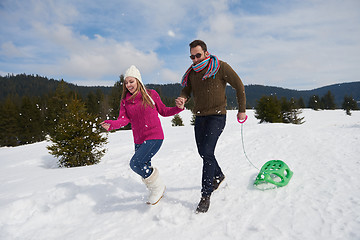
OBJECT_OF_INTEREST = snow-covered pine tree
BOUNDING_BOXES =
[47,97,108,168]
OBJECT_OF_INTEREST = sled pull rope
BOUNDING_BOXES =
[238,116,260,170]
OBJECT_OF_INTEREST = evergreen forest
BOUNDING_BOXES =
[0,74,359,147]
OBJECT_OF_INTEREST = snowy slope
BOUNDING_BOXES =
[1,110,359,240]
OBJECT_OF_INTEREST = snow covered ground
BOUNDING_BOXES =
[1,109,359,240]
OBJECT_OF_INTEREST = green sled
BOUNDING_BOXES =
[254,160,293,190]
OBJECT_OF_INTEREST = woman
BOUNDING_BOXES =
[101,65,185,205]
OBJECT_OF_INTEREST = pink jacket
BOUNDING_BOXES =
[104,89,183,144]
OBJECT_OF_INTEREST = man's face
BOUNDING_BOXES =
[190,45,209,65]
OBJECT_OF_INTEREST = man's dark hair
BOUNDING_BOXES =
[189,40,207,52]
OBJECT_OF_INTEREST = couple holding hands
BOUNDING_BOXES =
[101,40,246,213]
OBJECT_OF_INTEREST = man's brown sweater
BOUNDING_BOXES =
[181,60,246,116]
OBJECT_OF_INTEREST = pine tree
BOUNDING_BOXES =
[321,91,336,109]
[281,97,304,124]
[85,91,98,115]
[108,76,124,119]
[297,97,305,108]
[308,95,321,110]
[44,80,71,136]
[85,89,105,117]
[342,95,358,116]
[0,97,20,146]
[171,114,184,126]
[254,96,282,123]
[255,96,304,124]
[47,97,108,168]
[18,96,45,144]
[95,89,106,119]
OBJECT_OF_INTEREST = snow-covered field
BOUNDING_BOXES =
[1,109,359,240]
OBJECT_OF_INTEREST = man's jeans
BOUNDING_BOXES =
[195,115,226,197]
[130,139,163,178]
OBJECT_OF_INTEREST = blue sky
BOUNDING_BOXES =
[0,0,359,90]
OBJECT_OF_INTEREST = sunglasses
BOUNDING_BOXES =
[189,53,202,60]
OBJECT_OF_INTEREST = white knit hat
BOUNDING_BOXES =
[124,65,154,105]
[125,65,142,83]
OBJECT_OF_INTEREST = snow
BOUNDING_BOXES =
[1,109,360,240]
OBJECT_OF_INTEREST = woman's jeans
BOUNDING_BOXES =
[195,115,226,197]
[130,139,163,179]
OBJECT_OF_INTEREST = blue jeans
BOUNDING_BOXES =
[195,115,226,197]
[130,139,163,178]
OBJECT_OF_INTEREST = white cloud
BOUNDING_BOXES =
[0,41,28,58]
[0,0,359,89]
[196,0,360,89]
[168,30,176,38]
[34,25,164,83]
[157,68,181,84]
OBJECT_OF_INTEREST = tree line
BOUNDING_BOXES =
[254,91,358,124]
[2,74,360,108]
[0,77,120,147]
[0,75,358,148]
[0,75,188,148]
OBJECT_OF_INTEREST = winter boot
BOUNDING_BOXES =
[196,195,211,213]
[213,174,225,191]
[142,168,166,205]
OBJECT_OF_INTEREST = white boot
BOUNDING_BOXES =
[142,168,166,205]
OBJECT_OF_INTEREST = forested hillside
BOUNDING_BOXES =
[1,74,359,147]
[0,74,112,102]
[1,74,359,108]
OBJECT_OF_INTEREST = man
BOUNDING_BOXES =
[176,40,246,213]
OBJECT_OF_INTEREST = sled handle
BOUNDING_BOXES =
[237,115,248,124]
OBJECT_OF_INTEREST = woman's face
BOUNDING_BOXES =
[125,77,138,94]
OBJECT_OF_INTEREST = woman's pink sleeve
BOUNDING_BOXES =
[151,90,183,117]
[103,101,130,131]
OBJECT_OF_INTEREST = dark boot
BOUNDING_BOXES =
[213,174,225,191]
[196,196,211,213]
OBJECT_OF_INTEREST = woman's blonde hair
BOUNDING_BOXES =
[121,78,154,108]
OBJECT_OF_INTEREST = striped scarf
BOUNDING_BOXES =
[181,55,220,86]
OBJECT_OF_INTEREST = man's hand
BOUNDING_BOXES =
[237,112,247,122]
[175,97,187,109]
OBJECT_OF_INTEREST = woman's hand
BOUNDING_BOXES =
[100,122,111,131]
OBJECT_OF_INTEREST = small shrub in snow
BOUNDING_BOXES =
[47,98,108,167]
[171,114,184,127]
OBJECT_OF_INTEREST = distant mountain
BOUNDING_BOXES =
[148,82,360,108]
[304,82,360,107]
[1,74,359,108]
[237,82,360,108]
[0,74,112,101]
